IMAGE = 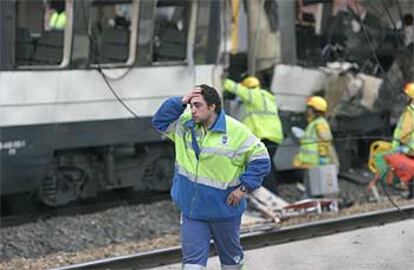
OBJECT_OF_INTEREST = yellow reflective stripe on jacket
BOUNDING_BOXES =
[261,92,267,110]
[174,115,265,188]
[184,143,241,159]
[248,149,269,162]
[178,135,262,184]
[234,134,259,154]
[194,136,267,163]
[244,110,280,117]
[182,129,258,155]
[176,163,241,190]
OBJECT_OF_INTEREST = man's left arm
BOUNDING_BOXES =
[227,139,270,206]
[240,140,271,191]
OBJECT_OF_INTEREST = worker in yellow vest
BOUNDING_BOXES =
[48,0,66,30]
[392,82,414,198]
[293,96,338,168]
[223,76,283,194]
[392,82,414,155]
[153,84,270,269]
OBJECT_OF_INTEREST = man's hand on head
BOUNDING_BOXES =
[182,87,202,105]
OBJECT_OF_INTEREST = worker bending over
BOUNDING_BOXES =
[223,76,283,194]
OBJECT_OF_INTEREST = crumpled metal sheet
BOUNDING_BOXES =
[271,64,383,117]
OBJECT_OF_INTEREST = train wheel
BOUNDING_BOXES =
[39,167,86,206]
[141,147,174,191]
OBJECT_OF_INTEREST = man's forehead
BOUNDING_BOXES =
[190,95,206,104]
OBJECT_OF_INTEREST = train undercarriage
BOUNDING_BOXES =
[38,142,174,206]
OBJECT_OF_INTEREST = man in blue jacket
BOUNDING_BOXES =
[153,84,270,270]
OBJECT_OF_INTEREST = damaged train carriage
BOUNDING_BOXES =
[0,0,224,207]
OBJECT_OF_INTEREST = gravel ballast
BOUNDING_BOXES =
[1,180,413,270]
[1,201,180,261]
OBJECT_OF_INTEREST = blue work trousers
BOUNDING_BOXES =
[181,215,245,270]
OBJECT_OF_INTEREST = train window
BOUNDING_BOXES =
[14,0,71,67]
[152,0,190,63]
[88,0,138,66]
[194,1,219,65]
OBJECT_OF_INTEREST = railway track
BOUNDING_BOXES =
[52,204,414,270]
[1,192,170,228]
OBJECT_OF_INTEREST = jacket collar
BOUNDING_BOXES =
[184,109,227,133]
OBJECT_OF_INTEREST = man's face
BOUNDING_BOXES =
[406,95,414,105]
[189,95,216,124]
[306,107,315,122]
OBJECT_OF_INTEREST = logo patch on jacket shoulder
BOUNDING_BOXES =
[221,135,228,145]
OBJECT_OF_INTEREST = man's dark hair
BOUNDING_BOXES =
[198,84,221,113]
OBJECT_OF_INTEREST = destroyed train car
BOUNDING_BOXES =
[225,0,413,173]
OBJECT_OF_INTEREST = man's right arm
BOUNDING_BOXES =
[152,96,186,141]
[223,79,251,103]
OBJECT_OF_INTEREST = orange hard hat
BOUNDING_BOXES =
[404,82,414,99]
[307,96,328,112]
[241,76,260,88]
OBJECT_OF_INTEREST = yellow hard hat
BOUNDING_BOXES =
[404,82,414,99]
[241,76,260,88]
[307,96,328,112]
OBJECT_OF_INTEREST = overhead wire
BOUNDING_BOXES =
[354,4,388,76]
[352,2,409,137]
[100,65,135,81]
[80,0,153,130]
[352,2,414,144]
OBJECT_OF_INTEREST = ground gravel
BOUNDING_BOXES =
[0,180,412,270]
[0,200,180,267]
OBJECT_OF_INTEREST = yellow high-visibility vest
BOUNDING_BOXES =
[49,11,66,30]
[392,104,414,155]
[223,79,284,144]
[294,117,336,167]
